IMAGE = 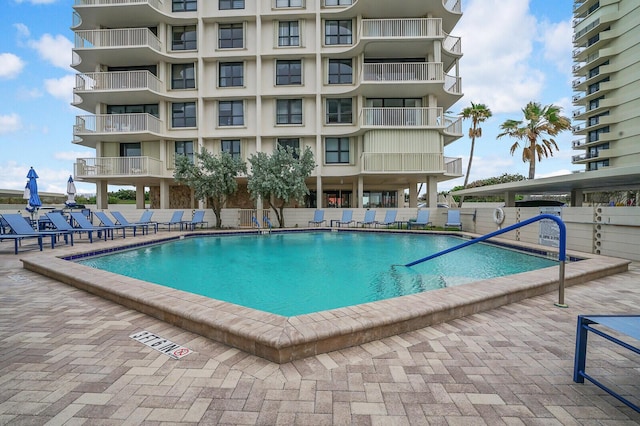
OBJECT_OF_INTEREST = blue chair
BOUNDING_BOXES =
[138,211,158,232]
[308,210,326,227]
[185,210,208,230]
[158,211,186,231]
[332,210,354,227]
[408,210,433,230]
[0,213,73,253]
[93,211,135,237]
[110,211,155,234]
[445,209,462,230]
[69,212,112,240]
[46,212,98,243]
[0,214,44,254]
[357,210,376,227]
[375,210,398,228]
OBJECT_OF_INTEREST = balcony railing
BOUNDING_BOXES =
[75,156,164,178]
[444,157,462,175]
[75,71,162,92]
[361,107,443,127]
[361,153,444,173]
[362,62,443,82]
[444,74,461,94]
[443,0,461,14]
[443,115,462,135]
[74,28,161,51]
[74,113,162,135]
[361,18,442,39]
[74,0,162,6]
[443,33,461,54]
[572,138,586,148]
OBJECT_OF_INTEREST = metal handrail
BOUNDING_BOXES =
[403,214,568,307]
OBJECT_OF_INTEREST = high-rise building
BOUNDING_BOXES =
[71,0,464,210]
[571,0,640,172]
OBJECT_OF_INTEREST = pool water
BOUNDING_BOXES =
[79,232,558,316]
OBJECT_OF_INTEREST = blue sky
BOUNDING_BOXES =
[0,0,577,195]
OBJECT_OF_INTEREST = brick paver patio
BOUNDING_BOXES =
[0,239,638,425]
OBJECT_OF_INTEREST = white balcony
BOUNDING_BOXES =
[74,28,161,50]
[75,156,164,178]
[73,71,163,108]
[361,18,442,39]
[75,113,162,134]
[444,156,462,175]
[361,153,445,173]
[362,62,443,83]
[361,107,443,128]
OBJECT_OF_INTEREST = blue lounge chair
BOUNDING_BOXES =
[0,214,44,254]
[93,211,135,237]
[138,211,158,232]
[357,210,376,227]
[184,210,208,230]
[408,210,433,230]
[111,211,155,234]
[69,212,112,240]
[158,211,186,231]
[46,212,97,243]
[375,210,398,228]
[445,209,462,230]
[1,213,73,253]
[308,210,326,227]
[332,210,354,227]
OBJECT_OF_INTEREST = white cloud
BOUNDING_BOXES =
[44,74,75,102]
[540,19,573,79]
[0,114,22,134]
[14,0,58,5]
[13,23,30,39]
[455,0,545,114]
[54,150,94,161]
[28,33,73,70]
[0,53,26,79]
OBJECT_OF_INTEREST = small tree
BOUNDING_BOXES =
[247,145,316,228]
[459,102,492,207]
[174,149,247,228]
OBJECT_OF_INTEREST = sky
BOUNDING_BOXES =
[0,0,578,195]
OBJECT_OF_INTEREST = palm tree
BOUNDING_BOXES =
[459,102,492,207]
[497,101,571,179]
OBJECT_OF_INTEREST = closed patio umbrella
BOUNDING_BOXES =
[66,175,77,207]
[26,167,42,214]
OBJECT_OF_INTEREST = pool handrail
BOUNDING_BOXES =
[404,214,568,307]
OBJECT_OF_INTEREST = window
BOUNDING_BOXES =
[172,64,195,89]
[221,139,241,159]
[328,59,352,84]
[219,24,244,49]
[325,20,352,45]
[278,138,300,158]
[219,0,244,9]
[276,99,303,124]
[326,98,352,124]
[276,0,303,7]
[175,141,194,163]
[107,104,159,117]
[276,60,302,85]
[324,0,352,5]
[278,21,300,46]
[325,137,349,163]
[172,102,196,127]
[219,100,244,126]
[173,0,196,11]
[120,143,141,157]
[219,62,244,87]
[172,26,197,50]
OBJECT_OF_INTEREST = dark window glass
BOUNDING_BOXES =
[172,26,197,50]
[278,138,300,158]
[219,62,244,87]
[221,139,241,159]
[325,137,349,163]
[326,98,352,123]
[278,21,300,46]
[172,102,197,127]
[328,59,352,84]
[219,0,244,10]
[219,24,244,49]
[120,143,141,157]
[173,0,197,11]
[276,60,302,85]
[325,20,352,45]
[171,63,196,89]
[175,141,194,163]
[219,100,244,126]
[276,99,303,124]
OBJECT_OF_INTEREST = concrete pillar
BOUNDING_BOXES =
[409,181,418,208]
[96,180,108,209]
[426,176,437,207]
[357,176,364,208]
[160,179,170,209]
[504,191,516,207]
[571,189,583,207]
[136,185,145,209]
[316,175,323,208]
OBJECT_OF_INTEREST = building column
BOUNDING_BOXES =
[316,175,322,208]
[160,179,170,209]
[426,176,437,207]
[136,185,145,209]
[96,180,108,209]
[504,191,516,207]
[571,189,583,207]
[409,180,418,208]
[357,176,364,208]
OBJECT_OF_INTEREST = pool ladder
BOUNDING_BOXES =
[252,216,273,234]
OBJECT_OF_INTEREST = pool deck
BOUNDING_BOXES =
[1,231,639,424]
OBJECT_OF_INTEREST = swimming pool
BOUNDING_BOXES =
[78,232,558,316]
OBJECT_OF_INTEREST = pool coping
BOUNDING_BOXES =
[21,228,631,363]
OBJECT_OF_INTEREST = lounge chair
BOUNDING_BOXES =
[158,211,186,231]
[0,214,44,254]
[308,210,326,227]
[375,210,398,228]
[138,210,158,232]
[93,211,135,237]
[445,209,462,230]
[332,210,354,227]
[46,212,98,243]
[69,212,112,240]
[184,210,208,230]
[357,210,376,227]
[1,213,73,253]
[407,210,433,230]
[111,211,156,234]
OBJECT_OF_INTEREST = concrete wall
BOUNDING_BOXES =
[2,204,639,261]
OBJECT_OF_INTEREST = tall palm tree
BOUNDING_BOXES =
[497,101,571,179]
[459,102,492,207]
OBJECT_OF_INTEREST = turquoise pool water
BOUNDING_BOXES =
[78,232,558,316]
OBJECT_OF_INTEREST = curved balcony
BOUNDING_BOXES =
[72,0,167,31]
[73,71,165,110]
[73,113,163,146]
[75,156,165,180]
[73,28,162,72]
[362,152,445,173]
[361,107,443,129]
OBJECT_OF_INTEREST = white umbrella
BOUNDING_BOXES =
[66,175,77,206]
[23,183,31,209]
